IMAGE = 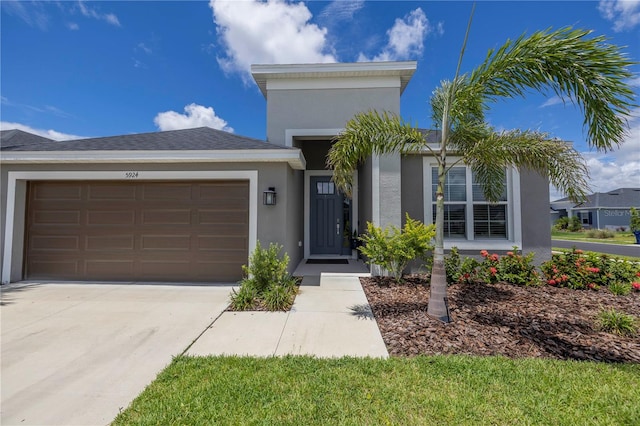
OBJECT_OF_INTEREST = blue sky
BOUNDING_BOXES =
[1,1,639,199]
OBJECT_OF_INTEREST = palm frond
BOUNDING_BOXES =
[327,110,426,196]
[470,27,636,150]
[464,130,590,202]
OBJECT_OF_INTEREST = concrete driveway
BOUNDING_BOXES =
[1,282,231,426]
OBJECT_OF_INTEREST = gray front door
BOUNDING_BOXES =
[310,176,343,255]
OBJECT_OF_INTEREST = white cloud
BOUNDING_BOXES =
[209,0,336,80]
[76,1,121,27]
[539,96,564,108]
[154,103,233,132]
[549,108,640,200]
[582,109,640,193]
[358,8,441,62]
[598,0,640,31]
[136,42,152,55]
[0,121,84,141]
[318,0,365,22]
[1,1,49,31]
[67,22,79,30]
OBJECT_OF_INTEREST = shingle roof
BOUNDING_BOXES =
[0,129,54,149]
[561,188,640,209]
[1,127,290,151]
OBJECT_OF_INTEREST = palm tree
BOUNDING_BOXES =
[327,23,636,322]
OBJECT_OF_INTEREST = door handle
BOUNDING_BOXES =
[337,219,340,235]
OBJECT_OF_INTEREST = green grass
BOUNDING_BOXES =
[113,355,640,425]
[552,230,637,245]
[552,247,640,262]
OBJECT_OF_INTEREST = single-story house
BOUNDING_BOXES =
[551,188,640,230]
[1,61,551,284]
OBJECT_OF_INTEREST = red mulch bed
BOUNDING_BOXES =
[361,275,640,363]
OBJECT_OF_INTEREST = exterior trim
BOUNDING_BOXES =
[251,61,417,97]
[2,170,258,284]
[285,128,343,148]
[304,170,358,259]
[267,76,401,92]
[422,157,523,251]
[0,150,306,170]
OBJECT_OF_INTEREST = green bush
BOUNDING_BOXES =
[242,241,290,293]
[541,248,640,290]
[585,229,614,239]
[444,248,539,286]
[553,216,569,231]
[444,247,480,284]
[608,281,632,296]
[568,216,583,232]
[229,242,297,311]
[597,308,638,337]
[263,280,297,311]
[630,207,640,232]
[359,214,435,281]
[230,281,258,310]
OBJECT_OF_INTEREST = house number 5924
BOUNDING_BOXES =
[125,172,139,178]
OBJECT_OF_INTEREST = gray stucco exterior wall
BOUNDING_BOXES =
[266,87,401,146]
[519,168,552,263]
[0,161,301,283]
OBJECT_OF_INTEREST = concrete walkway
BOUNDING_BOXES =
[188,273,388,358]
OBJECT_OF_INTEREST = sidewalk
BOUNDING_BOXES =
[187,273,389,358]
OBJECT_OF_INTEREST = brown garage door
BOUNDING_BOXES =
[24,180,249,283]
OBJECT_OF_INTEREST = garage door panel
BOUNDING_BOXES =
[199,183,248,199]
[198,236,247,251]
[86,260,135,277]
[198,210,248,225]
[86,210,136,225]
[88,184,137,200]
[141,210,192,225]
[28,259,80,277]
[30,236,80,251]
[25,180,249,283]
[33,210,81,225]
[32,184,82,201]
[141,235,191,251]
[142,184,192,201]
[85,235,135,251]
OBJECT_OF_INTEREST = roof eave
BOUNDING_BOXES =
[0,149,307,170]
[251,61,417,97]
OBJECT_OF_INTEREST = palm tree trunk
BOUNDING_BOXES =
[427,159,451,322]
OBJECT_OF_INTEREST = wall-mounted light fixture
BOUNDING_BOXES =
[263,187,277,206]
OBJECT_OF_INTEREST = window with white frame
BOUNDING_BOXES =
[430,166,509,240]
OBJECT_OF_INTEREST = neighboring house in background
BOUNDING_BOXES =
[551,188,640,230]
[1,61,551,285]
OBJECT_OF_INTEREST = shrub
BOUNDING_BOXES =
[568,216,583,232]
[444,248,539,286]
[230,281,258,310]
[444,247,480,284]
[597,308,638,337]
[630,207,640,232]
[585,229,614,239]
[263,280,297,311]
[230,242,297,311]
[242,241,290,293]
[553,217,569,231]
[359,214,435,281]
[495,249,539,286]
[541,248,640,291]
[608,281,632,296]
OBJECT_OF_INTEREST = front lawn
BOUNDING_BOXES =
[113,355,639,425]
[552,229,637,245]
